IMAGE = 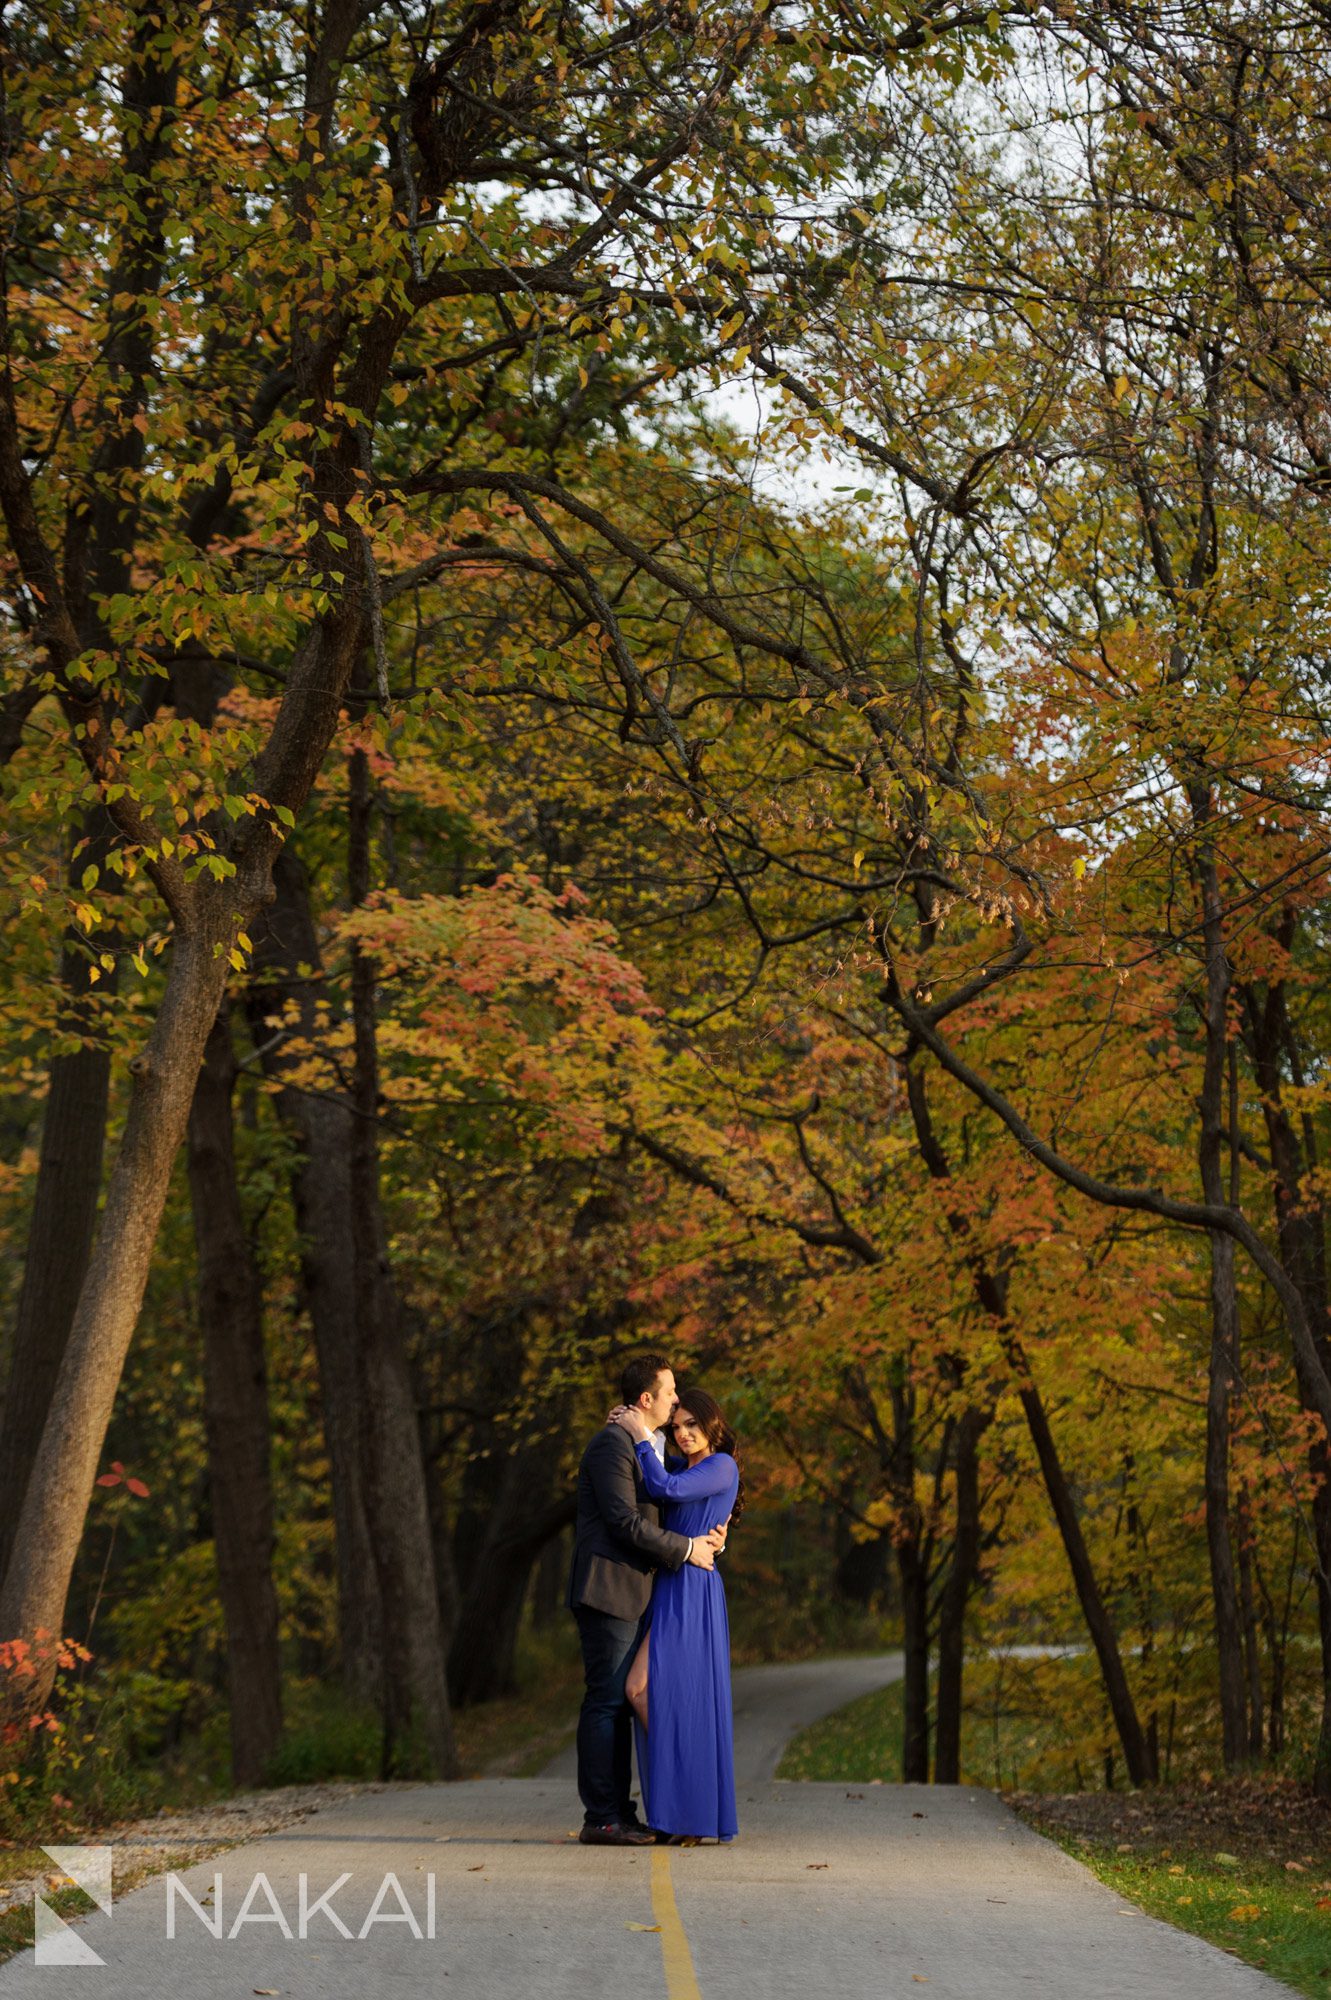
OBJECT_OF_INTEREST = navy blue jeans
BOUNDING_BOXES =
[573,1604,647,1826]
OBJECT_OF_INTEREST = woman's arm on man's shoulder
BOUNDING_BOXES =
[634,1441,735,1503]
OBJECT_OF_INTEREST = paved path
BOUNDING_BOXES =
[0,1653,1290,1998]
[542,1650,909,1786]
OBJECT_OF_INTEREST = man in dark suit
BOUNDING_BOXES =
[567,1351,725,1845]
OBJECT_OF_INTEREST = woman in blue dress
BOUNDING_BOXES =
[609,1389,742,1843]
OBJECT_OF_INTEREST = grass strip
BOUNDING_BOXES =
[1020,1829,1329,1998]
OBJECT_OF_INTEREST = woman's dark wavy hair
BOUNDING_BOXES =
[673,1388,745,1525]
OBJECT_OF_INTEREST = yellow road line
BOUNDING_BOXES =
[650,1846,703,2000]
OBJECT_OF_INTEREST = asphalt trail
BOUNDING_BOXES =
[0,1655,1288,1999]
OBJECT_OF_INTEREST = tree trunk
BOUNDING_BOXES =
[1311,1487,1331,1796]
[246,845,382,1699]
[1192,852,1248,1767]
[902,1059,1154,1785]
[186,1001,282,1786]
[1205,1232,1249,1768]
[1260,1548,1288,1759]
[448,1452,576,1706]
[898,1537,930,1783]
[423,1419,461,1647]
[347,746,458,1779]
[1241,968,1331,1790]
[1235,1483,1263,1761]
[933,1405,989,1784]
[0,876,115,1593]
[530,1527,568,1630]
[0,925,232,1710]
[844,1361,931,1781]
[1015,1367,1157,1784]
[448,1550,535,1709]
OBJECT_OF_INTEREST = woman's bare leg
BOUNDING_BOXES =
[626,1631,649,1729]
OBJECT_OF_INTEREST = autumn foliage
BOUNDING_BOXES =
[3,0,1331,1809]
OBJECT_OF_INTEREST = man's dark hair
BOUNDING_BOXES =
[620,1352,672,1406]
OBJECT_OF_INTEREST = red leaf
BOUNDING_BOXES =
[126,1478,150,1498]
[95,1473,121,1487]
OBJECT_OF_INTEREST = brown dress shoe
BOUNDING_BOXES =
[579,1820,656,1846]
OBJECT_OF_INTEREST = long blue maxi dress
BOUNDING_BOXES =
[632,1439,740,1841]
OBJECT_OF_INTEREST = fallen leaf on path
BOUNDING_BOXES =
[912,1977,929,1983]
[626,1923,661,1933]
[806,1863,828,1870]
[254,1990,280,1995]
[467,1865,485,1872]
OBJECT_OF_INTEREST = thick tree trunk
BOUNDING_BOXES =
[933,1405,989,1784]
[348,747,458,1778]
[449,1548,535,1708]
[0,926,232,1709]
[246,845,382,1699]
[449,1499,577,1707]
[0,905,114,1593]
[186,1002,282,1787]
[530,1526,569,1630]
[448,1450,575,1706]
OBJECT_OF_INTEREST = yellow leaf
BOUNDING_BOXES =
[1072,856,1086,879]
[1228,1905,1261,1922]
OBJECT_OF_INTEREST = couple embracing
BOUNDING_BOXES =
[566,1352,743,1846]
